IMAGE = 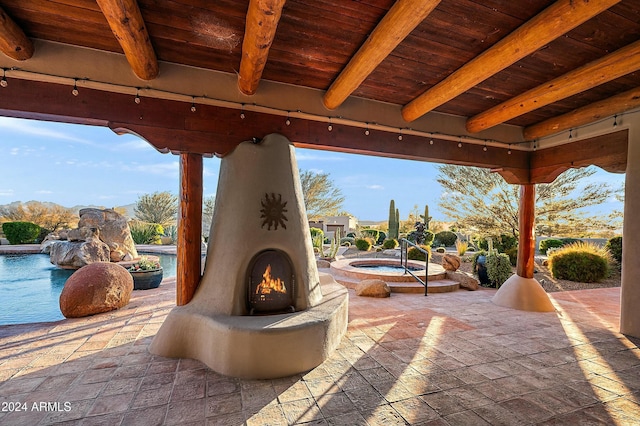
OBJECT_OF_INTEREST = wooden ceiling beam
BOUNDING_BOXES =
[0,6,33,60]
[401,0,620,122]
[238,0,287,96]
[95,0,158,80]
[523,86,640,140]
[467,40,640,133]
[323,0,441,110]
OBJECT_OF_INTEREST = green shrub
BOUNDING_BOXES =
[505,247,518,266]
[539,239,564,255]
[361,229,380,242]
[408,245,431,261]
[435,246,446,253]
[486,252,512,288]
[346,232,356,238]
[560,237,580,246]
[549,242,611,283]
[424,230,435,246]
[130,221,164,244]
[340,237,355,246]
[382,238,398,249]
[606,236,622,263]
[434,231,457,247]
[310,227,324,240]
[2,221,42,244]
[477,234,518,253]
[355,238,372,251]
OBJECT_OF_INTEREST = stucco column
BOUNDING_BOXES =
[620,131,640,337]
[492,184,554,312]
[177,153,203,306]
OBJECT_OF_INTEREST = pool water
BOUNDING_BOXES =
[0,253,177,326]
[354,264,420,273]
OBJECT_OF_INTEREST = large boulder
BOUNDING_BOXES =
[446,270,479,291]
[78,208,138,262]
[356,279,391,298]
[442,254,461,271]
[49,237,111,269]
[59,262,133,318]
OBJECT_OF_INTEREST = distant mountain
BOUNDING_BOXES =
[0,201,137,219]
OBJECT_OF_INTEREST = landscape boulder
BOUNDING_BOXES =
[78,208,138,261]
[446,270,479,291]
[442,254,461,271]
[59,262,133,318]
[49,236,111,269]
[316,259,331,269]
[356,279,391,298]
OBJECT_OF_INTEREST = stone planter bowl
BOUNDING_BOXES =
[130,268,163,290]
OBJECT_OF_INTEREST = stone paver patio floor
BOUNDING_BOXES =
[1,275,639,425]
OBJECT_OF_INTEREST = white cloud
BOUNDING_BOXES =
[0,189,14,197]
[366,184,384,190]
[0,117,90,144]
[10,148,19,155]
[36,190,53,194]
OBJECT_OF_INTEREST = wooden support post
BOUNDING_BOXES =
[177,153,203,306]
[516,184,536,279]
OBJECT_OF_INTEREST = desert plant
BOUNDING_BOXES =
[340,237,355,246]
[355,238,372,251]
[434,230,457,247]
[548,242,612,283]
[360,228,380,242]
[310,227,324,240]
[505,247,518,266]
[477,234,518,253]
[129,221,164,244]
[2,221,42,245]
[486,252,512,288]
[539,238,564,255]
[388,200,398,239]
[408,244,431,261]
[134,191,179,227]
[605,236,622,263]
[435,246,446,253]
[455,240,468,255]
[163,225,178,244]
[382,238,398,249]
[319,229,341,260]
[422,204,431,230]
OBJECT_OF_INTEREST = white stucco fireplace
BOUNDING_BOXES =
[149,134,348,379]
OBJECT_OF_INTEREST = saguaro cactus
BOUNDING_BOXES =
[388,200,397,239]
[423,204,431,230]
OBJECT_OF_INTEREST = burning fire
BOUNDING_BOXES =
[256,264,287,294]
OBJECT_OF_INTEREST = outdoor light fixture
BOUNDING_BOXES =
[0,69,7,88]
[134,88,141,104]
[328,118,332,131]
[285,111,291,126]
[508,144,512,155]
[613,115,618,128]
[365,123,370,136]
[72,79,79,96]
[191,97,196,112]
[240,104,245,119]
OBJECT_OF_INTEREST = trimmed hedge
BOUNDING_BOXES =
[382,238,398,249]
[434,231,457,247]
[539,239,563,255]
[407,245,431,261]
[2,221,42,245]
[606,236,622,263]
[548,242,610,283]
[355,238,372,251]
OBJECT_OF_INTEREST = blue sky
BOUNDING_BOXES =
[1,116,625,222]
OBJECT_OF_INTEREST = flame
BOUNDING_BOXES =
[256,264,287,294]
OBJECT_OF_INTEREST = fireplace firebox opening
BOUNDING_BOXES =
[247,249,295,315]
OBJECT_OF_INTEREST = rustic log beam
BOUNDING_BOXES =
[238,0,287,96]
[177,153,203,306]
[529,129,627,183]
[0,6,34,60]
[467,40,640,133]
[323,0,441,110]
[401,0,620,122]
[516,184,536,279]
[524,86,640,140]
[95,0,158,80]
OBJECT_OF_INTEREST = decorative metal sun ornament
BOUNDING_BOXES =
[260,193,288,230]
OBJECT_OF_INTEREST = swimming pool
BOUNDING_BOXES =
[0,253,177,326]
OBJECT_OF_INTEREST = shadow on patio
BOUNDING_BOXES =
[1,277,639,425]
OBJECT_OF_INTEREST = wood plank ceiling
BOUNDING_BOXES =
[1,0,639,142]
